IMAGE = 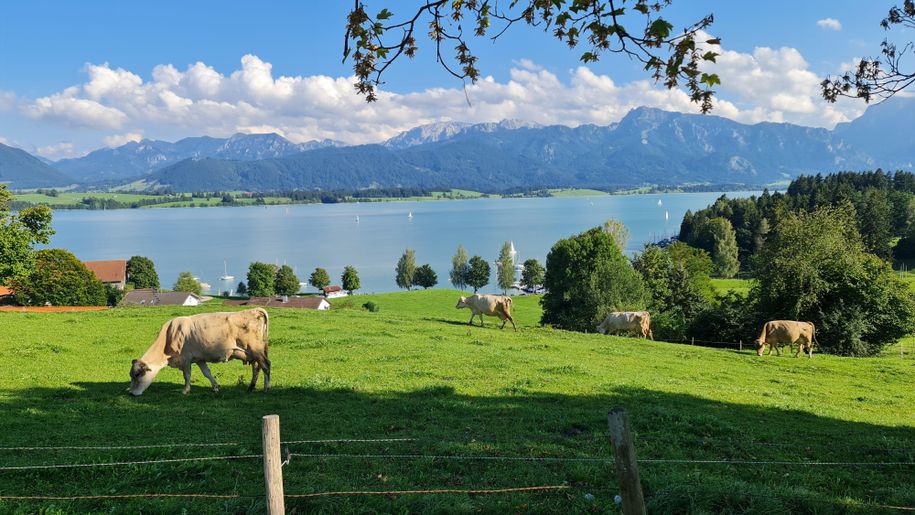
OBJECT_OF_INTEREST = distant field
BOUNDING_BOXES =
[710,278,752,296]
[0,289,912,513]
[13,192,160,205]
[548,188,608,197]
[353,189,487,202]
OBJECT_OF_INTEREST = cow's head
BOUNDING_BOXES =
[455,297,469,309]
[755,339,766,356]
[596,322,608,335]
[128,359,155,396]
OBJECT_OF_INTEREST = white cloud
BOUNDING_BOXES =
[817,18,842,31]
[103,132,144,147]
[19,45,863,150]
[0,136,8,145]
[0,91,15,112]
[35,142,80,160]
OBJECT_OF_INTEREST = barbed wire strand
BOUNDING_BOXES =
[0,454,261,472]
[0,493,241,500]
[285,485,571,498]
[290,452,915,467]
[0,437,416,452]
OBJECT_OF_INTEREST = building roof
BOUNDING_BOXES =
[225,296,329,309]
[120,289,200,306]
[0,286,12,296]
[83,260,127,283]
[322,285,343,294]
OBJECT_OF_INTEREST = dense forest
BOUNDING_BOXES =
[679,170,915,268]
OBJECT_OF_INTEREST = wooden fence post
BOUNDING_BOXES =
[691,337,694,346]
[607,408,646,515]
[739,340,743,352]
[262,414,285,515]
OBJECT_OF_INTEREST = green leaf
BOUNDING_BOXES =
[376,8,393,20]
[700,73,721,87]
[648,19,673,39]
[702,51,719,63]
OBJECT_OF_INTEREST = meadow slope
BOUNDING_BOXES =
[0,290,913,514]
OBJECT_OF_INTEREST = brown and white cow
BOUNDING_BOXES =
[596,311,653,339]
[456,294,516,331]
[128,308,270,396]
[755,320,816,358]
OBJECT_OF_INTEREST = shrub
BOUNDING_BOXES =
[173,271,202,296]
[689,291,759,344]
[541,226,645,331]
[362,301,380,312]
[633,242,711,339]
[12,249,106,306]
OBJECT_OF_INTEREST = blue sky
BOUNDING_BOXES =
[0,1,906,158]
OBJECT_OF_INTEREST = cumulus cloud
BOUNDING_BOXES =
[35,142,80,160]
[817,18,842,31]
[19,45,862,150]
[103,132,144,147]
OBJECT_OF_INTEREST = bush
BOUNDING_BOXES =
[541,226,645,331]
[689,291,759,344]
[633,242,712,339]
[753,205,915,356]
[362,301,380,312]
[105,284,125,307]
[173,271,202,296]
[12,249,106,306]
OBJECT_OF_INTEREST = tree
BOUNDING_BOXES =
[12,249,106,306]
[466,255,490,293]
[753,204,915,356]
[237,281,248,295]
[173,271,202,296]
[247,262,276,297]
[342,265,361,294]
[634,242,712,339]
[450,244,469,290]
[395,249,416,290]
[496,241,516,293]
[0,186,54,284]
[822,1,915,103]
[126,256,159,289]
[602,219,630,251]
[541,227,645,332]
[274,265,300,296]
[309,267,331,291]
[520,259,545,290]
[414,264,438,289]
[344,2,721,111]
[707,217,740,278]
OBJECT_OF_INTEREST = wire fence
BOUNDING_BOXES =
[1,429,912,510]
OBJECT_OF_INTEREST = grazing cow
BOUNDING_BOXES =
[128,308,270,396]
[596,311,653,339]
[456,294,516,331]
[755,320,816,358]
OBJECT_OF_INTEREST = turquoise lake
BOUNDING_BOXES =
[46,192,755,295]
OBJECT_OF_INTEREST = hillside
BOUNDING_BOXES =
[0,289,912,513]
[0,143,73,189]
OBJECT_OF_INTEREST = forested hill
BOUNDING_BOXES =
[679,170,915,266]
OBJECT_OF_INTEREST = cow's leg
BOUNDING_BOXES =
[479,313,485,327]
[506,315,517,332]
[468,313,475,326]
[248,361,261,392]
[766,344,773,356]
[197,362,220,392]
[774,344,781,356]
[182,364,193,395]
[261,358,271,392]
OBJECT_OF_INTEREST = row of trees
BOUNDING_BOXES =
[244,263,362,297]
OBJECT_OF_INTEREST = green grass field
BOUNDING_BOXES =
[547,189,608,197]
[13,192,161,205]
[1,290,913,513]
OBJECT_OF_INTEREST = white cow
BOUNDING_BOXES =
[456,294,516,331]
[596,311,653,339]
[128,308,270,396]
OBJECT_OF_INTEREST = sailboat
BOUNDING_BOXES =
[355,215,360,223]
[665,210,669,221]
[219,260,234,281]
[657,199,663,207]
[408,211,413,219]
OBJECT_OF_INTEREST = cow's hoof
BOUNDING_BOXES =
[212,386,220,393]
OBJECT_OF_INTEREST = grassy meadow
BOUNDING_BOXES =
[1,290,913,513]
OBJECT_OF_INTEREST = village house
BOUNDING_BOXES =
[120,289,201,307]
[83,260,128,289]
[225,296,330,310]
[322,285,347,298]
[0,286,13,305]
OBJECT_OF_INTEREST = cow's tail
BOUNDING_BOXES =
[256,308,270,352]
[811,322,818,348]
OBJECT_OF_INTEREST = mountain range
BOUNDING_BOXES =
[3,98,914,192]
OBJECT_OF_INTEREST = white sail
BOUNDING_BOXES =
[220,260,234,281]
